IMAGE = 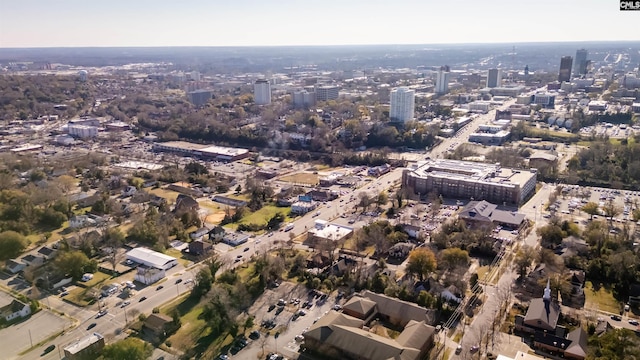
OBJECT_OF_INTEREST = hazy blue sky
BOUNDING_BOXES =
[0,0,638,47]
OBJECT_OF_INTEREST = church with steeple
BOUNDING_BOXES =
[516,279,561,333]
[514,279,588,360]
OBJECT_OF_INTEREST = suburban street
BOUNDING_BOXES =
[16,266,192,360]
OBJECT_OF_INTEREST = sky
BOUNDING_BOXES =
[0,0,638,48]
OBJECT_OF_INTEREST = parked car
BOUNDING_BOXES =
[42,345,56,355]
[139,296,147,302]
[87,323,97,330]
[611,315,622,321]
[629,319,639,326]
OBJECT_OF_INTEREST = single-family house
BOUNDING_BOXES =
[188,239,214,256]
[174,194,199,213]
[0,300,31,322]
[629,284,640,307]
[20,254,45,267]
[143,313,174,340]
[5,259,26,274]
[208,226,226,242]
[189,227,210,240]
[37,246,57,260]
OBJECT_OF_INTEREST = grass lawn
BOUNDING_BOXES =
[584,281,620,314]
[279,172,319,186]
[452,331,463,343]
[226,193,251,201]
[477,266,490,282]
[77,271,111,288]
[164,299,208,351]
[73,206,92,215]
[149,187,182,202]
[238,205,290,226]
[165,248,191,267]
[63,287,95,307]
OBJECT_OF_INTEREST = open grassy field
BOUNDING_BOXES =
[26,221,70,246]
[198,199,227,224]
[77,271,111,288]
[584,281,620,314]
[163,256,263,357]
[165,248,191,267]
[149,187,182,202]
[279,172,319,185]
[63,287,95,307]
[238,205,290,226]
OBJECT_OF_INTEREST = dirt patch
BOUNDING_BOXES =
[279,172,319,186]
[205,212,226,224]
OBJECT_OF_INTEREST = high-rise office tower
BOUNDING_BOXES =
[486,68,502,88]
[435,65,450,94]
[390,87,415,123]
[558,56,573,83]
[574,49,588,76]
[254,79,272,105]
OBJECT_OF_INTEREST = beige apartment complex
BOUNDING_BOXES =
[402,159,537,205]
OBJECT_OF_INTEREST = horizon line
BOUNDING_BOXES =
[2,39,640,50]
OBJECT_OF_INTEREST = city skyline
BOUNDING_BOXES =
[1,0,638,48]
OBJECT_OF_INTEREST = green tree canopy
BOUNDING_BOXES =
[514,245,535,280]
[406,248,437,282]
[581,202,599,219]
[53,250,96,280]
[587,328,640,360]
[102,338,153,360]
[440,248,470,270]
[0,231,28,260]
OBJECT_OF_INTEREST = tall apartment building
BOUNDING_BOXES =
[315,85,340,101]
[574,49,588,76]
[435,65,450,94]
[486,68,502,88]
[389,87,415,123]
[402,159,537,205]
[558,56,573,83]
[292,90,316,109]
[254,79,272,105]
[187,89,213,107]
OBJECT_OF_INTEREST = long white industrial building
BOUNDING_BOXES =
[126,248,178,270]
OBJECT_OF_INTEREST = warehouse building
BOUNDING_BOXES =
[126,247,178,271]
[152,141,250,162]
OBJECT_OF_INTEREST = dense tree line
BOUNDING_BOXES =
[567,137,640,188]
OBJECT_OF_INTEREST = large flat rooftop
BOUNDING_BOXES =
[154,141,248,157]
[408,159,535,187]
[64,333,103,355]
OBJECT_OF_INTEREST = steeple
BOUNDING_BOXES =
[543,278,551,302]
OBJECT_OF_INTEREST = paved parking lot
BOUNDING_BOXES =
[0,308,69,360]
[549,185,640,227]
